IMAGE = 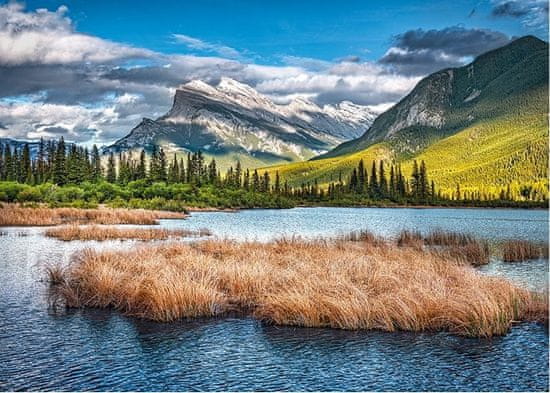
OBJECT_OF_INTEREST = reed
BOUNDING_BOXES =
[437,241,491,266]
[397,229,490,265]
[49,237,547,337]
[0,204,186,226]
[338,230,386,246]
[45,225,211,241]
[424,229,476,247]
[502,240,546,262]
[396,230,424,249]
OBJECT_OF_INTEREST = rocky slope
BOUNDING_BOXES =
[320,35,548,159]
[266,36,548,197]
[107,77,376,167]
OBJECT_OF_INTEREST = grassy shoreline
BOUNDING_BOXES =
[45,225,211,241]
[0,204,186,226]
[48,233,548,337]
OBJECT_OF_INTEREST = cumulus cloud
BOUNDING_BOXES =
[173,34,241,59]
[491,0,548,33]
[0,3,502,146]
[0,2,151,66]
[0,101,111,142]
[379,27,511,75]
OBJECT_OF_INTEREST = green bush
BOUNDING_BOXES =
[17,187,42,202]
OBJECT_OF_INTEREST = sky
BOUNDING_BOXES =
[0,0,547,146]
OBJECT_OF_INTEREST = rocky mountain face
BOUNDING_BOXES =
[320,35,549,159]
[0,138,42,157]
[107,77,376,167]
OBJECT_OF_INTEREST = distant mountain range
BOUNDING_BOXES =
[0,138,41,156]
[106,77,376,168]
[266,36,549,197]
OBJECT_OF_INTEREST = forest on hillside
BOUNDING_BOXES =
[0,137,545,210]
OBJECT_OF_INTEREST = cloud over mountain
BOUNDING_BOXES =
[0,3,522,146]
[379,27,511,75]
[491,0,548,33]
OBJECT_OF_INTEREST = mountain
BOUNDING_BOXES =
[320,35,548,159]
[266,36,549,197]
[107,77,376,168]
[0,138,42,157]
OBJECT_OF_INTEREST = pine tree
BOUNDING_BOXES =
[179,158,186,182]
[274,171,280,194]
[158,148,167,182]
[389,165,396,197]
[149,146,159,181]
[186,153,192,183]
[21,143,31,183]
[168,154,179,183]
[0,143,4,181]
[357,159,365,193]
[208,159,217,184]
[36,138,45,183]
[411,160,420,199]
[397,164,406,197]
[419,160,429,200]
[243,169,250,190]
[234,161,242,188]
[53,137,67,185]
[378,160,387,197]
[369,161,378,197]
[262,171,270,192]
[106,152,117,183]
[252,170,260,192]
[4,144,14,181]
[349,168,358,192]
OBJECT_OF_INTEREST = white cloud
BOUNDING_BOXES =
[0,2,151,66]
[173,33,241,59]
[0,2,463,145]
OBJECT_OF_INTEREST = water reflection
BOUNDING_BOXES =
[0,208,548,391]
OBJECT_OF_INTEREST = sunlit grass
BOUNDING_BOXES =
[0,204,186,226]
[45,225,210,241]
[48,236,547,337]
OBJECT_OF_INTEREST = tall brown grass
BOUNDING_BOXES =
[48,238,547,337]
[397,229,490,265]
[502,240,546,262]
[45,225,211,241]
[0,204,185,226]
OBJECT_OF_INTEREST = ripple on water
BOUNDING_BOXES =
[0,208,548,391]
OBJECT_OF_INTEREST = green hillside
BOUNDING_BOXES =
[262,36,549,201]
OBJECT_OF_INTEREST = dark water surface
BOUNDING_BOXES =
[0,207,548,391]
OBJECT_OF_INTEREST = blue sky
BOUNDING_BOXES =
[22,0,539,62]
[0,0,547,145]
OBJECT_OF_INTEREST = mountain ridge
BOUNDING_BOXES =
[107,77,377,168]
[265,35,548,199]
[318,35,548,160]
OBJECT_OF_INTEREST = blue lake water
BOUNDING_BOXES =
[165,207,549,242]
[0,207,548,391]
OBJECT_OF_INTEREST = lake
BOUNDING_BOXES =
[0,207,548,391]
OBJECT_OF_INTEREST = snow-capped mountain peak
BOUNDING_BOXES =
[108,78,377,167]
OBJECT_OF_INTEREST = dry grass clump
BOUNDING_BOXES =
[338,230,386,247]
[397,229,490,266]
[0,204,185,226]
[45,225,211,241]
[502,240,547,262]
[396,230,423,249]
[437,241,491,266]
[48,238,547,337]
[424,229,476,247]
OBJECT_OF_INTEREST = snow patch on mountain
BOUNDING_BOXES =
[108,78,377,164]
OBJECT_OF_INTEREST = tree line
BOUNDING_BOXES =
[0,137,543,206]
